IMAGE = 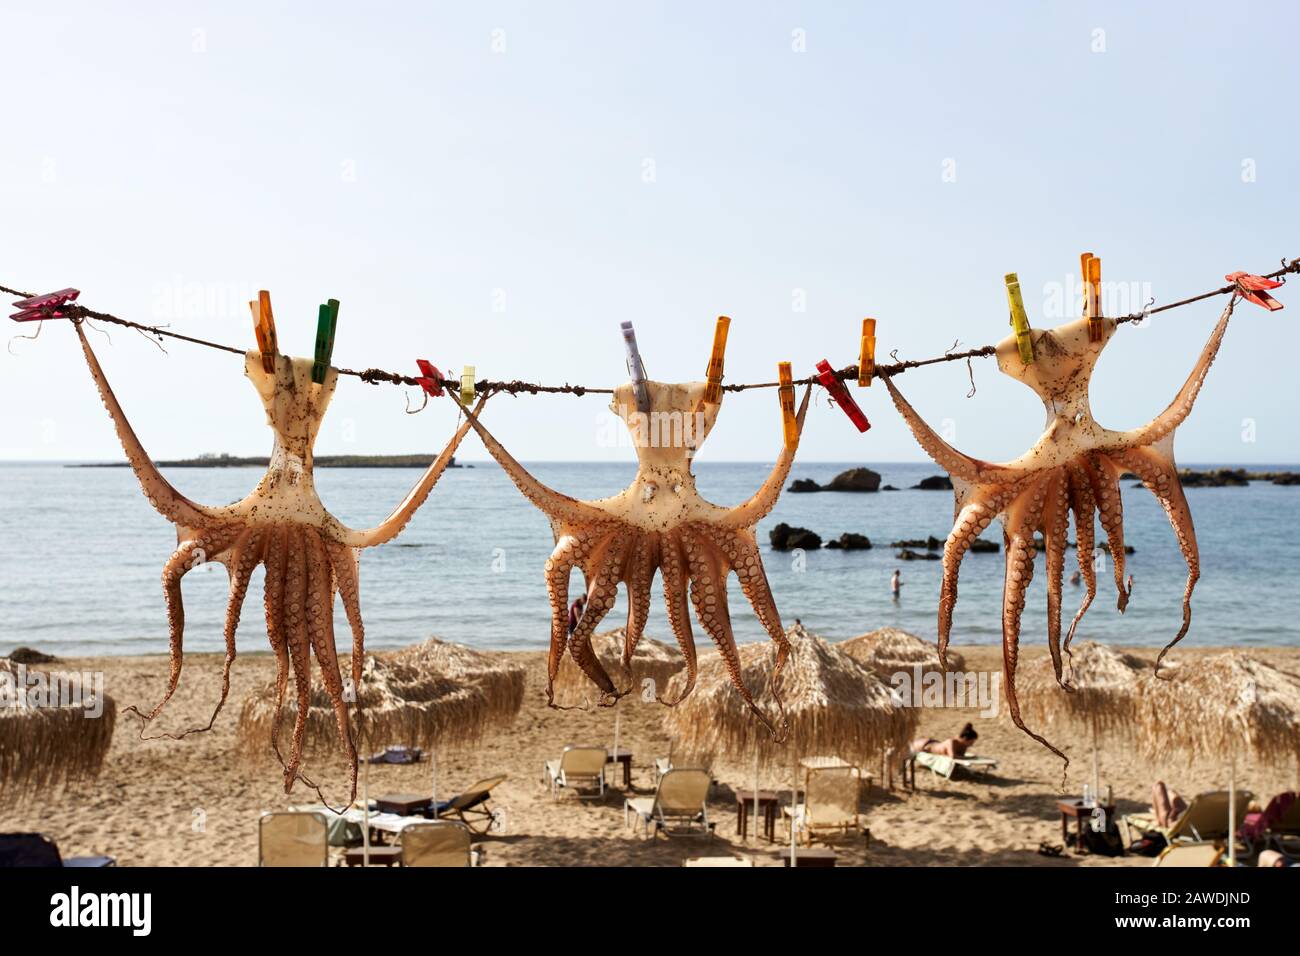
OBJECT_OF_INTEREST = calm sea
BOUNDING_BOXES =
[2,461,1297,657]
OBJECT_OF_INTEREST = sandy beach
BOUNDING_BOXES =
[3,643,1297,867]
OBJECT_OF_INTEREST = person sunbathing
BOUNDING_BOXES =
[911,722,978,758]
[1151,780,1188,828]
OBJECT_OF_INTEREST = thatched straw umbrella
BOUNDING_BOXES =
[238,637,524,862]
[1136,652,1300,865]
[838,627,966,679]
[1011,641,1149,803]
[553,628,684,770]
[661,624,917,857]
[0,659,116,794]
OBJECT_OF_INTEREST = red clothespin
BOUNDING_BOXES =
[415,360,444,397]
[1226,272,1284,311]
[10,288,80,322]
[815,359,871,433]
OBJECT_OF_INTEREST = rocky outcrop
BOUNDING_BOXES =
[786,468,882,493]
[770,523,822,551]
[912,475,953,490]
[826,533,872,550]
[895,548,941,561]
[787,478,821,493]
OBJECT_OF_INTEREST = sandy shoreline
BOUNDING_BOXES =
[2,644,1297,867]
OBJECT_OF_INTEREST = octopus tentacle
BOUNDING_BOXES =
[620,534,658,681]
[1115,444,1200,674]
[1085,454,1130,611]
[1041,470,1071,687]
[453,395,608,527]
[719,386,811,530]
[1064,465,1099,669]
[73,321,219,529]
[657,535,698,706]
[305,531,357,804]
[337,394,488,548]
[542,534,583,706]
[281,525,313,792]
[1115,301,1233,449]
[938,485,1020,669]
[711,529,792,712]
[262,525,292,769]
[1001,480,1069,767]
[568,530,631,705]
[324,540,365,697]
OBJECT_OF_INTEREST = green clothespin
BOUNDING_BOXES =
[312,298,339,384]
[1004,274,1035,365]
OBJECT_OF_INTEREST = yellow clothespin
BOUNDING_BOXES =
[1005,273,1035,365]
[858,318,876,387]
[703,315,730,404]
[248,290,278,374]
[1081,253,1103,342]
[777,361,798,450]
[460,365,476,405]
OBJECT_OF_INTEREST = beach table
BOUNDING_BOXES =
[1057,799,1116,854]
[375,793,433,817]
[735,790,781,842]
[783,847,837,868]
[606,748,634,789]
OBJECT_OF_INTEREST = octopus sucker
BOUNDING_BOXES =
[887,301,1235,761]
[453,379,811,738]
[72,318,485,801]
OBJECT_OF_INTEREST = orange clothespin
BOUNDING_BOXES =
[1005,273,1035,365]
[1226,272,1284,311]
[1081,253,1104,341]
[777,362,798,450]
[703,316,730,404]
[248,290,278,373]
[858,318,876,387]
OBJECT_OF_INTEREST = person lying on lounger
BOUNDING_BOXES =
[911,723,978,758]
[1151,780,1187,828]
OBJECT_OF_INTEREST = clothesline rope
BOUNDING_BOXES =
[4,256,1296,398]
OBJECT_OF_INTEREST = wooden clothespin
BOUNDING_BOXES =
[1081,254,1103,341]
[703,316,730,404]
[1005,273,1035,364]
[1226,272,1284,311]
[777,362,799,449]
[249,290,278,373]
[415,360,444,397]
[10,288,79,322]
[858,318,877,387]
[311,298,339,384]
[815,360,871,433]
[460,365,476,405]
[620,321,651,413]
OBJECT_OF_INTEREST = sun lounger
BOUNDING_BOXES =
[258,811,329,867]
[1122,790,1253,846]
[544,745,607,800]
[0,832,115,867]
[1154,843,1225,867]
[624,768,712,839]
[908,750,998,785]
[653,757,672,785]
[399,820,477,867]
[432,774,507,833]
[683,855,752,867]
[784,764,866,845]
[1241,792,1300,854]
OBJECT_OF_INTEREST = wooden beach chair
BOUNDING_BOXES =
[784,764,866,845]
[544,745,607,800]
[1122,789,1253,847]
[433,774,507,834]
[399,820,477,867]
[624,768,712,839]
[0,832,115,867]
[907,750,998,787]
[258,811,329,867]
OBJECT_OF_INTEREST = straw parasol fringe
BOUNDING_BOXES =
[838,628,965,680]
[1012,641,1150,737]
[661,625,918,769]
[0,660,116,794]
[551,629,684,707]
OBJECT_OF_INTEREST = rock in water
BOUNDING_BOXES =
[769,523,823,551]
[913,474,953,490]
[825,468,882,492]
[826,532,872,550]
[787,478,821,493]
[895,548,940,561]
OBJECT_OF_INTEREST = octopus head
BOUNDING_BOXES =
[245,352,339,483]
[996,317,1115,427]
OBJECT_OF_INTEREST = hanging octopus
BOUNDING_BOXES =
[883,302,1234,760]
[73,319,485,801]
[453,378,811,739]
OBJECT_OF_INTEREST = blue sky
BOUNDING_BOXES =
[2,1,1297,464]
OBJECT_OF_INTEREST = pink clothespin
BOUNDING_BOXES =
[10,288,80,322]
[1226,272,1284,311]
[415,360,444,397]
[815,359,871,433]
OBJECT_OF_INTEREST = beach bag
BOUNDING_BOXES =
[1128,832,1167,857]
